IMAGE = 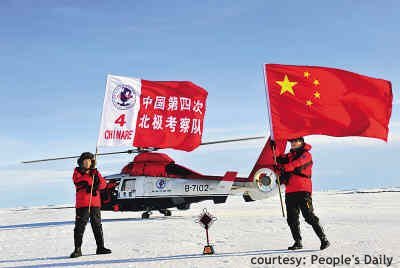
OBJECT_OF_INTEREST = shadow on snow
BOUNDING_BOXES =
[0,216,182,231]
[1,248,319,267]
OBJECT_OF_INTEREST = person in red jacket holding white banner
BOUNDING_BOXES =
[70,152,111,258]
[276,137,330,251]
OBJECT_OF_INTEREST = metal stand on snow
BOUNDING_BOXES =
[195,208,217,255]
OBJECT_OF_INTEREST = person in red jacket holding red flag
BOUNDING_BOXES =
[70,152,111,258]
[276,137,330,251]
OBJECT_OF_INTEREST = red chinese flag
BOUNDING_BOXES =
[265,64,393,141]
[133,80,208,151]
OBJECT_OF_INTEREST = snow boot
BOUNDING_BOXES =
[310,221,330,250]
[71,228,84,258]
[96,247,112,255]
[288,240,303,250]
[70,247,82,258]
[92,223,112,255]
[320,238,330,250]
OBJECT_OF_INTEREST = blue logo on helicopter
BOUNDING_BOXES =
[156,178,167,190]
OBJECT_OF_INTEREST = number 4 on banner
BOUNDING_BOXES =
[114,114,127,127]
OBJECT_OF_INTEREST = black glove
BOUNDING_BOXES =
[279,171,291,185]
[276,155,289,164]
[85,184,92,194]
[92,171,100,196]
[75,181,89,192]
[86,185,97,196]
[93,174,99,189]
[270,140,276,149]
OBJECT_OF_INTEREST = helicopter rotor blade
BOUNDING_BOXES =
[22,155,83,164]
[95,148,143,157]
[21,148,143,164]
[21,136,266,164]
[200,136,265,146]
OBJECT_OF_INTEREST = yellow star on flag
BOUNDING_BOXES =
[276,75,297,95]
[306,100,313,106]
[313,79,320,86]
[314,91,321,99]
[304,71,310,78]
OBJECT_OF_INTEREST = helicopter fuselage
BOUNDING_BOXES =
[101,172,238,215]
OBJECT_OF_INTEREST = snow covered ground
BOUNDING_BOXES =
[0,189,399,268]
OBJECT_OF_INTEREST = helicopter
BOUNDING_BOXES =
[22,136,286,219]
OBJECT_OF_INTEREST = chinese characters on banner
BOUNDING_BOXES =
[134,80,207,151]
[97,75,208,151]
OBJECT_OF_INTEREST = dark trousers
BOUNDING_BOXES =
[285,191,326,242]
[74,207,104,249]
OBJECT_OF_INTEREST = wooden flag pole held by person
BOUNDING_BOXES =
[263,66,285,218]
[271,145,285,218]
[89,81,106,214]
[88,147,98,214]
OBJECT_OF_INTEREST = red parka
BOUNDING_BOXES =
[280,143,313,194]
[72,168,107,208]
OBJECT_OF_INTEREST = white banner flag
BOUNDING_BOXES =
[96,74,208,151]
[97,74,142,147]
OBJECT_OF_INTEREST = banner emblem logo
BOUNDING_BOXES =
[112,84,137,110]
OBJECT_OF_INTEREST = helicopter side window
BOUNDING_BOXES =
[121,179,136,192]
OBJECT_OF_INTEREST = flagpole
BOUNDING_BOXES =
[88,146,98,215]
[89,77,107,214]
[263,64,285,218]
[263,65,275,141]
